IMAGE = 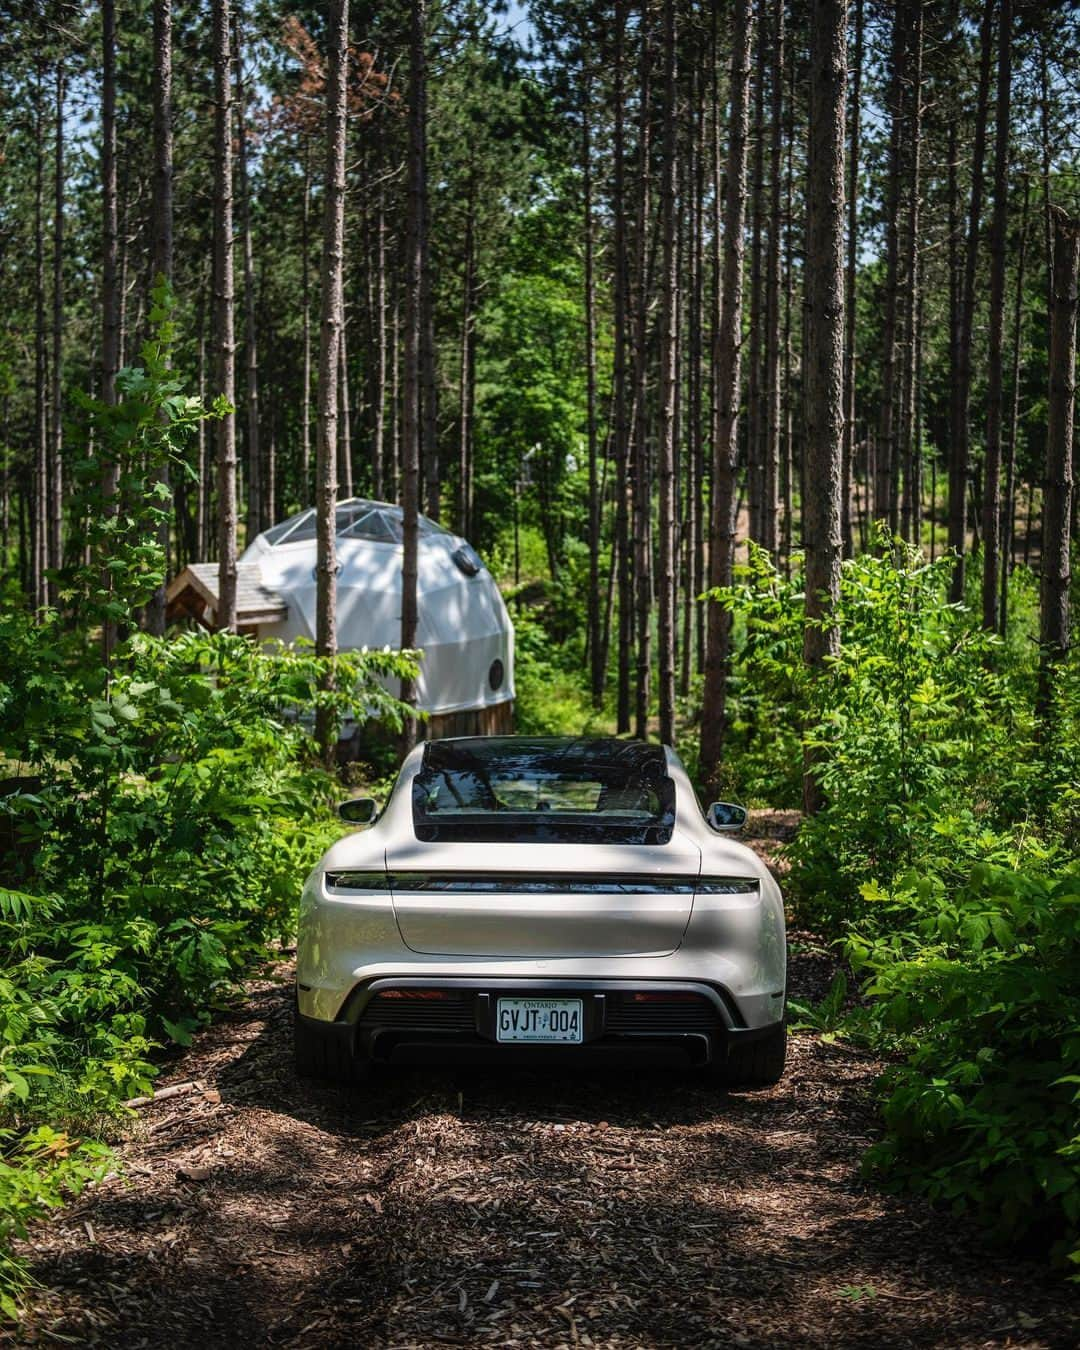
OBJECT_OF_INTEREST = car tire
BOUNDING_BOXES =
[716,1021,787,1088]
[293,999,365,1085]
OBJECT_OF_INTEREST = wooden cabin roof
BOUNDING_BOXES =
[166,563,288,630]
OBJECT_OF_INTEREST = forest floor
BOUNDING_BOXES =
[14,813,1080,1349]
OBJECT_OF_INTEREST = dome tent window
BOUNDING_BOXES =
[165,498,514,740]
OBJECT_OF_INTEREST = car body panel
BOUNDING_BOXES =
[296,741,787,1046]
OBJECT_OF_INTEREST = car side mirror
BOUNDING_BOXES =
[338,797,377,826]
[708,801,747,832]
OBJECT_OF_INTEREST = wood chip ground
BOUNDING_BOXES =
[13,813,1080,1347]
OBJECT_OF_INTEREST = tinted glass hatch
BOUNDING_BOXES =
[412,737,676,844]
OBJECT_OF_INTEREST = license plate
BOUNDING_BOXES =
[496,997,583,1043]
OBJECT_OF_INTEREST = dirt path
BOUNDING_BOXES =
[15,820,1079,1349]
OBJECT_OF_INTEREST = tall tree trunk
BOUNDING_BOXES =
[339,317,353,498]
[683,51,704,694]
[842,0,862,556]
[632,2,652,742]
[802,0,847,814]
[876,2,907,532]
[613,0,632,733]
[746,7,767,542]
[656,0,678,746]
[373,179,388,501]
[1039,207,1080,715]
[1001,173,1029,631]
[700,0,754,781]
[101,0,120,659]
[49,61,64,600]
[582,68,604,708]
[899,1,923,545]
[146,0,173,635]
[315,0,348,760]
[33,65,47,610]
[456,169,476,535]
[301,138,313,501]
[948,0,994,600]
[401,0,428,750]
[235,5,262,540]
[980,0,1012,631]
[762,0,785,555]
[213,0,237,631]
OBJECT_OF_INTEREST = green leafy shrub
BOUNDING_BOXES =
[0,287,417,1310]
[848,856,1080,1272]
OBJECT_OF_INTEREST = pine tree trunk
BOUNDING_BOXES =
[339,319,353,498]
[235,6,262,540]
[49,61,64,600]
[146,0,173,635]
[1001,173,1030,632]
[899,2,923,545]
[632,3,652,742]
[948,0,994,601]
[457,170,476,535]
[213,0,238,631]
[746,10,767,543]
[401,0,427,750]
[613,0,632,734]
[981,0,1012,631]
[762,0,785,555]
[842,0,862,556]
[584,71,605,710]
[301,139,313,502]
[101,0,120,659]
[1039,206,1080,714]
[374,180,388,502]
[656,0,678,747]
[876,3,906,532]
[315,0,349,760]
[699,0,754,780]
[33,65,47,610]
[802,0,847,814]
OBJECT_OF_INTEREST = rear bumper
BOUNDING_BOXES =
[296,976,784,1071]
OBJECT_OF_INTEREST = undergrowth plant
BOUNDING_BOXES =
[0,287,416,1312]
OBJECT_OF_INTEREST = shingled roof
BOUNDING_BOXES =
[166,563,288,630]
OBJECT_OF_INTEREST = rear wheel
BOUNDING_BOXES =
[293,1000,365,1085]
[715,1022,787,1088]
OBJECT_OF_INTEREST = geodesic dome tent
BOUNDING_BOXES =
[167,499,514,736]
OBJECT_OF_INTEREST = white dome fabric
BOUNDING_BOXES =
[238,500,514,716]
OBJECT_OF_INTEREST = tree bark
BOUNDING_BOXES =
[101,0,120,659]
[802,0,847,814]
[746,7,767,543]
[980,0,1012,631]
[33,65,47,610]
[842,0,862,557]
[1039,207,1080,712]
[582,67,604,709]
[315,0,349,760]
[948,0,994,601]
[762,0,785,555]
[613,0,632,734]
[234,4,262,540]
[699,0,754,781]
[213,0,237,631]
[301,138,313,501]
[401,0,427,750]
[899,1,923,545]
[632,2,652,742]
[876,2,906,532]
[1000,173,1029,632]
[50,61,64,601]
[146,0,173,635]
[656,0,678,746]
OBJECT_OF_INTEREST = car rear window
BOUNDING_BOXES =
[412,738,676,844]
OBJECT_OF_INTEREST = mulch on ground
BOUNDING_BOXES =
[13,818,1079,1348]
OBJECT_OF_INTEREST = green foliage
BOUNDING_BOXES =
[0,293,416,1312]
[707,527,1080,1273]
[848,857,1080,1271]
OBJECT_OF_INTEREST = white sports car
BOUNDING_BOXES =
[295,737,787,1086]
